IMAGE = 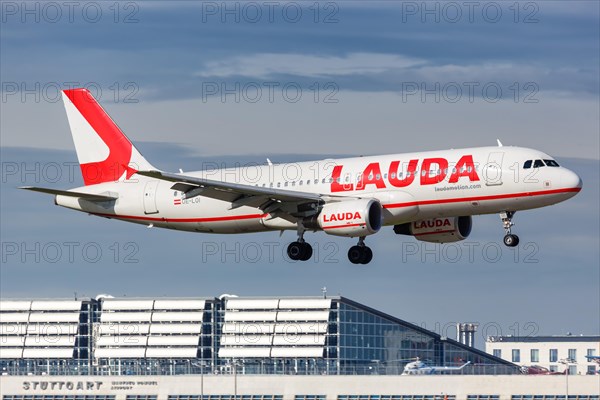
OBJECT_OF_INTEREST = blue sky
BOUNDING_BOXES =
[1,1,599,342]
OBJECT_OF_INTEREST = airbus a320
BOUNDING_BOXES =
[22,89,583,264]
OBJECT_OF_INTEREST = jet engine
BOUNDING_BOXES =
[304,199,382,237]
[394,216,472,243]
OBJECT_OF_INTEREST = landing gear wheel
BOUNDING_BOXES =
[347,245,373,265]
[361,247,373,264]
[348,246,363,264]
[300,242,313,261]
[287,242,303,260]
[287,241,313,261]
[503,234,520,247]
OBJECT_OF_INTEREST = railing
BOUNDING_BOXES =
[0,360,521,377]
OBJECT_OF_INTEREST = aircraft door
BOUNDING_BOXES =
[143,180,159,214]
[483,152,504,186]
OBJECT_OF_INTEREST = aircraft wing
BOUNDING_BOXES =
[19,186,118,201]
[136,170,347,218]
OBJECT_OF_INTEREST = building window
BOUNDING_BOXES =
[512,349,520,362]
[587,348,596,357]
[568,348,577,361]
[493,349,501,358]
[587,365,597,375]
[530,349,539,363]
[549,365,558,372]
[549,348,558,362]
[568,365,577,375]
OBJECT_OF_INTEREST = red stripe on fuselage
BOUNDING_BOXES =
[89,188,579,225]
[91,212,268,223]
[383,187,581,209]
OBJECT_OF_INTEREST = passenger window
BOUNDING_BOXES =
[314,179,318,184]
[277,182,281,188]
[299,180,303,186]
[284,182,289,187]
[523,160,532,169]
[544,159,560,167]
[533,159,545,168]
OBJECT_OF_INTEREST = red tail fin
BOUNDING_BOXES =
[62,88,153,185]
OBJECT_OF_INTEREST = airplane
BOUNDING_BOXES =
[585,355,600,364]
[21,88,583,264]
[520,365,567,375]
[401,359,471,375]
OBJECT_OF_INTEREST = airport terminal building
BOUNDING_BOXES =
[0,295,598,398]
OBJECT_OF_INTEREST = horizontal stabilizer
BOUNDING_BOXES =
[19,186,118,201]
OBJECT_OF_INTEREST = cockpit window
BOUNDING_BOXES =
[523,160,532,169]
[533,159,545,168]
[544,159,560,167]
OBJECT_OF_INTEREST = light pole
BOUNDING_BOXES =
[559,358,577,396]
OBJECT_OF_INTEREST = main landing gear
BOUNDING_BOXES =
[287,228,313,261]
[287,241,313,261]
[347,237,373,265]
[287,230,373,265]
[500,211,519,247]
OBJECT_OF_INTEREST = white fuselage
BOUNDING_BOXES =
[56,146,582,234]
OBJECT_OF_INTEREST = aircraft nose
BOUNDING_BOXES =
[562,169,583,191]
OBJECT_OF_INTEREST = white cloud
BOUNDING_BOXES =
[193,53,595,97]
[194,52,427,79]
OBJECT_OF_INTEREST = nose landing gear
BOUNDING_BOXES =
[500,211,519,247]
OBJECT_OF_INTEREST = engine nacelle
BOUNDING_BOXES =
[394,216,472,243]
[304,199,382,237]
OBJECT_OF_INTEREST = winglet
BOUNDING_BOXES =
[496,139,503,147]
